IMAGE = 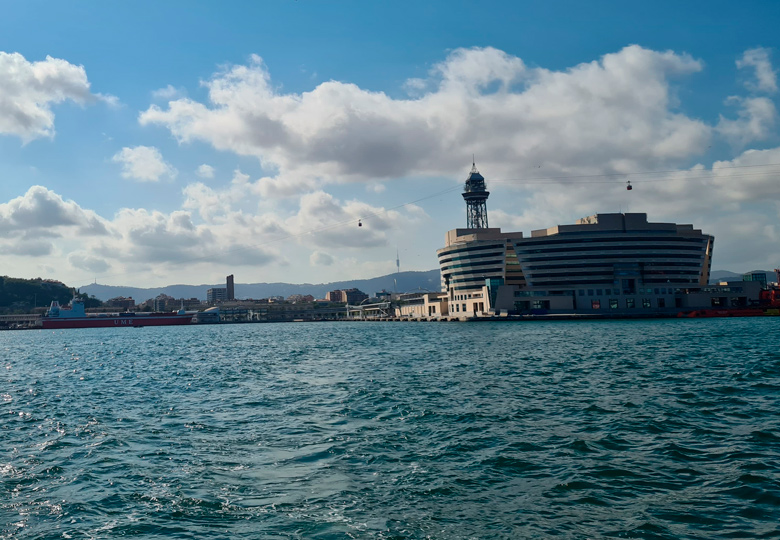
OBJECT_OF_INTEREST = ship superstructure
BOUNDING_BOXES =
[42,298,193,329]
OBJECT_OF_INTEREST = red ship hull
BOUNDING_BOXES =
[41,313,193,329]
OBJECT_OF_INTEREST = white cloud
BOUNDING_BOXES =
[183,170,257,222]
[285,191,400,249]
[7,46,780,286]
[0,239,54,257]
[152,84,186,100]
[67,252,111,273]
[196,163,215,178]
[0,182,283,281]
[0,185,108,236]
[112,145,178,182]
[737,47,777,93]
[717,96,777,146]
[310,251,334,266]
[0,51,112,142]
[140,45,710,197]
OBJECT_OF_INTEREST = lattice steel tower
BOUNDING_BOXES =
[462,161,490,229]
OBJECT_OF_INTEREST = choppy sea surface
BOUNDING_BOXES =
[2,319,779,539]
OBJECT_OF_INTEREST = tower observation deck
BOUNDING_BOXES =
[462,162,490,229]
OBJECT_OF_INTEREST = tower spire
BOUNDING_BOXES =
[462,161,490,229]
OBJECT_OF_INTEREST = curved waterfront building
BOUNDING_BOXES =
[436,164,719,317]
[437,228,525,295]
[512,213,714,291]
[437,163,523,303]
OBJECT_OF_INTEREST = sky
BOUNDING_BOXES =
[2,1,780,288]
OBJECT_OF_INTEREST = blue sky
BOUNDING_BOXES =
[1,1,780,288]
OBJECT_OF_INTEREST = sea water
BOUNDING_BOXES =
[1,319,779,539]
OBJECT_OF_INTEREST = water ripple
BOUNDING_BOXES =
[2,319,779,538]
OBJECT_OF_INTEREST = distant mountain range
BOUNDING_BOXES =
[710,269,778,283]
[79,268,778,303]
[80,269,442,302]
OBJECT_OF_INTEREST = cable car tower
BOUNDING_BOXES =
[463,160,490,229]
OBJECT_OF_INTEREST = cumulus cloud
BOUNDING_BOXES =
[68,252,111,273]
[140,45,711,197]
[105,208,208,263]
[0,239,54,257]
[737,47,777,93]
[0,51,112,141]
[183,170,257,222]
[285,191,400,249]
[196,163,215,178]
[88,192,283,272]
[112,145,178,182]
[310,251,334,266]
[152,84,186,100]
[0,185,108,236]
[717,96,777,146]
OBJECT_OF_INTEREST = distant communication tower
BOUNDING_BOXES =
[462,160,490,229]
[396,249,400,274]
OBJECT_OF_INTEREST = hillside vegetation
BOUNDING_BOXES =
[0,276,101,313]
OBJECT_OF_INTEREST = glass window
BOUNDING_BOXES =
[596,289,603,296]
[609,299,618,309]
[462,303,467,312]
[657,298,666,308]
[588,289,594,296]
[579,290,585,296]
[591,300,601,309]
[626,298,635,308]
[654,288,659,294]
[642,298,651,308]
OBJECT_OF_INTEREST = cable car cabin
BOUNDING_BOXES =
[626,181,633,191]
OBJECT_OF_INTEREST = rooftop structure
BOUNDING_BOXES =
[462,161,490,229]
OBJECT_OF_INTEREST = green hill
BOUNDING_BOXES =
[0,276,101,314]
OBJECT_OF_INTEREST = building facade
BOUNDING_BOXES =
[106,296,135,310]
[431,164,748,318]
[326,288,369,304]
[207,288,228,304]
[226,274,235,301]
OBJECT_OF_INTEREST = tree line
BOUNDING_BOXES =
[0,276,103,314]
